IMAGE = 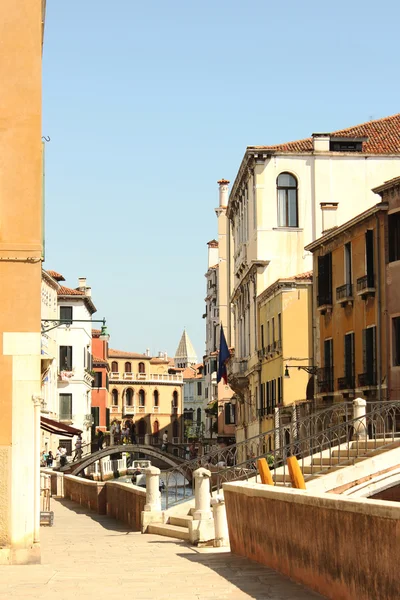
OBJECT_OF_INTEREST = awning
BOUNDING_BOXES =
[40,416,82,438]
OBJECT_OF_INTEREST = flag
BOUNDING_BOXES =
[217,325,230,384]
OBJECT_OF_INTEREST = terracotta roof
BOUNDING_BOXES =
[108,348,150,359]
[57,285,85,296]
[92,329,101,337]
[207,239,219,247]
[150,357,169,364]
[217,179,230,185]
[93,355,108,366]
[45,270,65,282]
[290,271,313,281]
[252,113,400,155]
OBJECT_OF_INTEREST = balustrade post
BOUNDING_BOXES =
[353,398,367,440]
[211,495,229,547]
[144,466,161,512]
[193,467,212,521]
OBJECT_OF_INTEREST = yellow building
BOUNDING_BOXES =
[0,1,45,564]
[108,350,183,444]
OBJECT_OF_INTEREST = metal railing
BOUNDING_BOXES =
[357,274,375,292]
[336,283,353,300]
[163,401,400,508]
[337,375,355,390]
[317,367,334,393]
[358,372,377,386]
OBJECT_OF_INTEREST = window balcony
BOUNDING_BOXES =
[357,275,375,299]
[110,372,120,380]
[317,293,333,315]
[123,404,135,416]
[137,406,146,413]
[358,372,377,387]
[123,372,134,380]
[153,406,160,413]
[337,375,355,390]
[317,367,334,394]
[336,283,353,306]
[110,406,119,413]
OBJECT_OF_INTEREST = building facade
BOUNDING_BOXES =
[0,0,46,564]
[183,364,208,439]
[108,350,183,444]
[91,329,110,433]
[305,178,400,404]
[227,115,400,443]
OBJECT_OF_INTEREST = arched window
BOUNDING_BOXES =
[197,407,201,424]
[124,362,132,373]
[138,362,145,374]
[172,420,179,439]
[153,390,159,407]
[111,361,118,372]
[139,389,145,407]
[125,388,133,406]
[277,173,298,228]
[112,389,118,406]
[172,390,178,407]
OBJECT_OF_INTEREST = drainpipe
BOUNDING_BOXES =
[375,213,382,402]
[32,394,42,544]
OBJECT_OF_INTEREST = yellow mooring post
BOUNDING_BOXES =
[287,456,306,489]
[257,458,274,485]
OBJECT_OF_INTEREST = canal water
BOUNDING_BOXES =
[116,471,192,509]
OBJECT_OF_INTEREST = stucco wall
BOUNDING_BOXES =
[224,481,400,600]
[64,475,106,515]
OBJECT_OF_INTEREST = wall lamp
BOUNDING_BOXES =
[41,317,110,341]
[284,364,319,378]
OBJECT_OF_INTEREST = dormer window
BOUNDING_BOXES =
[329,140,363,152]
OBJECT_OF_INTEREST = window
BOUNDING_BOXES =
[261,324,264,349]
[91,406,99,427]
[185,409,194,423]
[153,390,159,407]
[345,242,352,284]
[60,306,72,324]
[59,346,73,371]
[389,212,400,262]
[138,362,145,374]
[139,390,145,407]
[92,372,102,388]
[277,173,298,228]
[272,318,275,344]
[124,362,132,373]
[106,374,109,390]
[197,407,201,424]
[278,376,282,404]
[112,389,118,406]
[224,403,236,425]
[125,388,133,406]
[197,382,202,396]
[362,326,376,384]
[205,387,208,399]
[111,361,118,373]
[85,349,92,371]
[344,333,355,387]
[322,339,334,392]
[173,420,179,439]
[172,391,178,407]
[317,253,332,306]
[153,420,159,435]
[59,393,72,420]
[267,321,270,347]
[271,379,276,409]
[393,318,400,366]
[365,230,374,287]
[59,439,72,455]
[266,381,270,413]
[330,141,362,152]
[278,314,282,342]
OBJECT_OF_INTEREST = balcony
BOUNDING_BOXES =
[357,275,375,299]
[358,372,377,387]
[137,406,146,413]
[109,372,183,383]
[317,367,334,394]
[317,292,333,315]
[153,406,160,413]
[336,283,353,306]
[227,358,248,395]
[123,404,135,416]
[110,406,119,413]
[337,375,355,390]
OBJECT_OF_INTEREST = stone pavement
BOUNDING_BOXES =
[0,499,324,600]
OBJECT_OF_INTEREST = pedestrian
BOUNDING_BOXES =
[115,421,121,445]
[74,434,82,461]
[59,446,68,467]
[110,421,116,445]
[131,466,141,485]
[161,431,168,452]
[97,429,104,451]
[46,450,54,468]
[130,422,136,444]
[41,450,48,466]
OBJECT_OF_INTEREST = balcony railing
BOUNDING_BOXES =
[153,406,160,413]
[59,413,73,421]
[137,406,145,413]
[358,372,377,387]
[230,359,248,376]
[336,283,353,303]
[234,243,247,275]
[123,404,135,415]
[337,375,355,390]
[317,367,334,394]
[109,372,183,383]
[357,275,375,298]
[317,293,333,308]
[110,406,119,413]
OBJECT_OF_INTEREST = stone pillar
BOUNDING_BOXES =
[353,398,367,440]
[144,466,161,512]
[211,495,229,547]
[193,468,212,521]
[144,433,151,446]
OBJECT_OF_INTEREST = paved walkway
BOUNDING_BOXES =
[0,499,324,600]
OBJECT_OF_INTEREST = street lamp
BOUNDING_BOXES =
[41,317,110,341]
[284,364,318,378]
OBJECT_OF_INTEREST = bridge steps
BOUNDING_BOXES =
[169,515,193,528]
[147,522,190,541]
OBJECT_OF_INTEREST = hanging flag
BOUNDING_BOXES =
[217,325,230,384]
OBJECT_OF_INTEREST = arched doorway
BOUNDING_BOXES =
[137,419,147,442]
[153,420,159,442]
[172,419,179,441]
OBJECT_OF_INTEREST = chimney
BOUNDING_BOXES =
[217,179,230,207]
[312,133,330,152]
[207,240,219,269]
[85,286,92,297]
[78,277,87,289]
[145,348,150,357]
[320,202,339,233]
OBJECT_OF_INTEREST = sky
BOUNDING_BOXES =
[43,0,400,359]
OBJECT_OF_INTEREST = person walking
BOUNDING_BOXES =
[97,429,104,451]
[59,446,68,467]
[46,450,54,468]
[74,434,83,461]
[161,431,168,452]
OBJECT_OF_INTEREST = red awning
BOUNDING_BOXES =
[40,416,82,438]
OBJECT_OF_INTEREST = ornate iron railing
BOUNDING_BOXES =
[336,283,353,300]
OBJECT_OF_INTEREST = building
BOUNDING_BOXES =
[56,276,96,451]
[108,350,183,444]
[305,176,400,404]
[0,0,46,564]
[174,329,197,369]
[226,114,400,443]
[91,329,110,433]
[182,363,208,439]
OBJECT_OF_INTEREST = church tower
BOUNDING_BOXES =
[174,329,198,368]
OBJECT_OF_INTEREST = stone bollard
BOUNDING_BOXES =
[144,466,161,512]
[211,495,229,547]
[193,467,212,521]
[353,398,367,441]
[144,433,151,446]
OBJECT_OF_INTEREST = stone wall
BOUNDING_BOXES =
[223,481,400,600]
[106,481,146,531]
[64,476,106,515]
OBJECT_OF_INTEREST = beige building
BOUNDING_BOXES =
[108,350,183,444]
[0,0,46,564]
[226,114,400,443]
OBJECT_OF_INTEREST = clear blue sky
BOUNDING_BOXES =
[43,0,400,359]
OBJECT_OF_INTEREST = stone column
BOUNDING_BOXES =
[32,395,42,544]
[144,433,151,446]
[193,467,212,521]
[211,495,229,547]
[353,398,367,440]
[144,466,161,512]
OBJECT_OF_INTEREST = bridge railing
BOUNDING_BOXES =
[162,401,400,509]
